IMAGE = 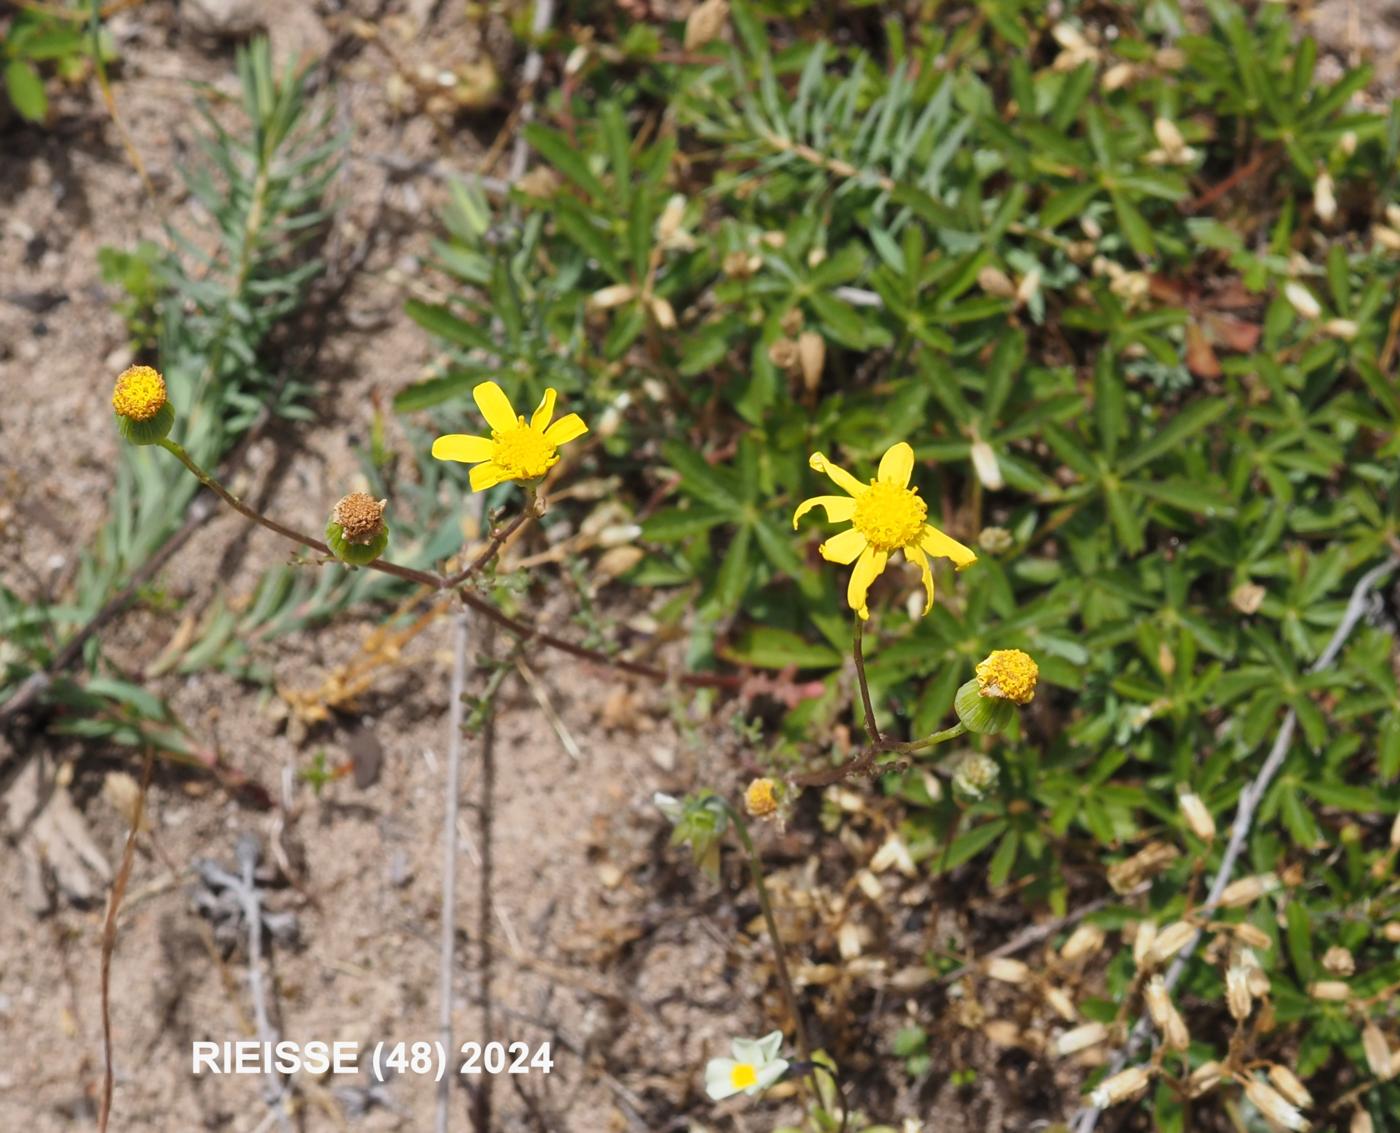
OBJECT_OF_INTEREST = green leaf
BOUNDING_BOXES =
[723,626,842,669]
[405,299,495,353]
[521,123,608,201]
[661,442,743,514]
[932,819,1009,874]
[5,60,47,122]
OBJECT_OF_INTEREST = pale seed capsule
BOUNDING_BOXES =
[1060,924,1106,963]
[1374,225,1400,253]
[1178,791,1215,841]
[1387,202,1400,230]
[1145,976,1190,1051]
[1109,842,1181,894]
[1284,282,1322,321]
[1309,980,1351,1001]
[1362,1021,1393,1080]
[1352,1110,1374,1133]
[1240,948,1271,997]
[1322,318,1359,341]
[1090,1066,1152,1108]
[1385,922,1400,943]
[1244,1077,1311,1131]
[1232,922,1272,949]
[1219,873,1278,909]
[1227,964,1253,1021]
[797,331,825,393]
[1188,1060,1224,1098]
[977,266,1016,298]
[1146,921,1197,967]
[1055,1022,1108,1056]
[1044,986,1078,1022]
[1314,171,1337,223]
[984,1020,1022,1048]
[985,957,1031,985]
[1133,921,1157,968]
[1391,811,1400,848]
[1323,946,1355,977]
[1268,1065,1313,1108]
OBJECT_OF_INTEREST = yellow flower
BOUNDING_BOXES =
[975,649,1038,705]
[112,365,167,421]
[431,380,588,492]
[793,441,976,620]
[744,778,778,818]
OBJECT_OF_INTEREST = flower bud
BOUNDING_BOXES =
[744,777,778,819]
[326,492,389,565]
[112,364,175,445]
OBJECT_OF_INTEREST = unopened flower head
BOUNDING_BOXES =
[326,492,389,565]
[704,1030,788,1100]
[794,442,976,620]
[111,365,175,444]
[432,381,588,491]
[744,777,779,819]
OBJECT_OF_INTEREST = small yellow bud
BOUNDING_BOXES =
[744,777,778,819]
[112,364,175,444]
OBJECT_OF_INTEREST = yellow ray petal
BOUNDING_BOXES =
[921,523,978,569]
[792,494,857,529]
[809,452,867,498]
[544,413,589,446]
[905,543,936,615]
[473,381,519,434]
[469,461,512,492]
[531,388,557,431]
[431,433,495,464]
[846,546,888,621]
[877,441,914,488]
[819,527,867,564]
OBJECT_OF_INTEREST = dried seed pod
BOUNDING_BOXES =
[1231,922,1272,950]
[1314,171,1337,223]
[977,266,1016,298]
[1244,1076,1311,1131]
[1188,1060,1224,1098]
[1362,1021,1393,1080]
[1218,873,1278,909]
[1055,1022,1108,1056]
[1178,792,1216,842]
[1146,921,1197,967]
[1133,921,1157,969]
[1060,924,1106,963]
[985,957,1031,985]
[1226,964,1253,1021]
[1109,842,1181,895]
[1268,1065,1313,1108]
[1309,980,1351,1002]
[1145,976,1190,1051]
[984,1020,1022,1048]
[683,0,729,51]
[797,331,825,393]
[1385,922,1400,943]
[1284,282,1322,321]
[1044,986,1079,1023]
[1090,1066,1152,1108]
[1322,946,1355,977]
[1352,1109,1374,1133]
[588,283,637,310]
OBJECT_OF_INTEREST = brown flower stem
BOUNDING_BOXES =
[152,440,740,690]
[441,488,545,590]
[852,615,881,747]
[720,799,812,1067]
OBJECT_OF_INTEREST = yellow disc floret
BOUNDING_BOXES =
[744,778,779,819]
[112,365,167,422]
[729,1063,758,1090]
[975,649,1039,705]
[491,420,560,481]
[851,480,928,551]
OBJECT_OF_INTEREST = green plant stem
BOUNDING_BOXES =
[150,439,741,691]
[890,722,967,754]
[720,799,812,1067]
[852,614,881,747]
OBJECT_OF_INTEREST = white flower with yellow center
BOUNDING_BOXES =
[704,1031,788,1101]
[794,441,977,620]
